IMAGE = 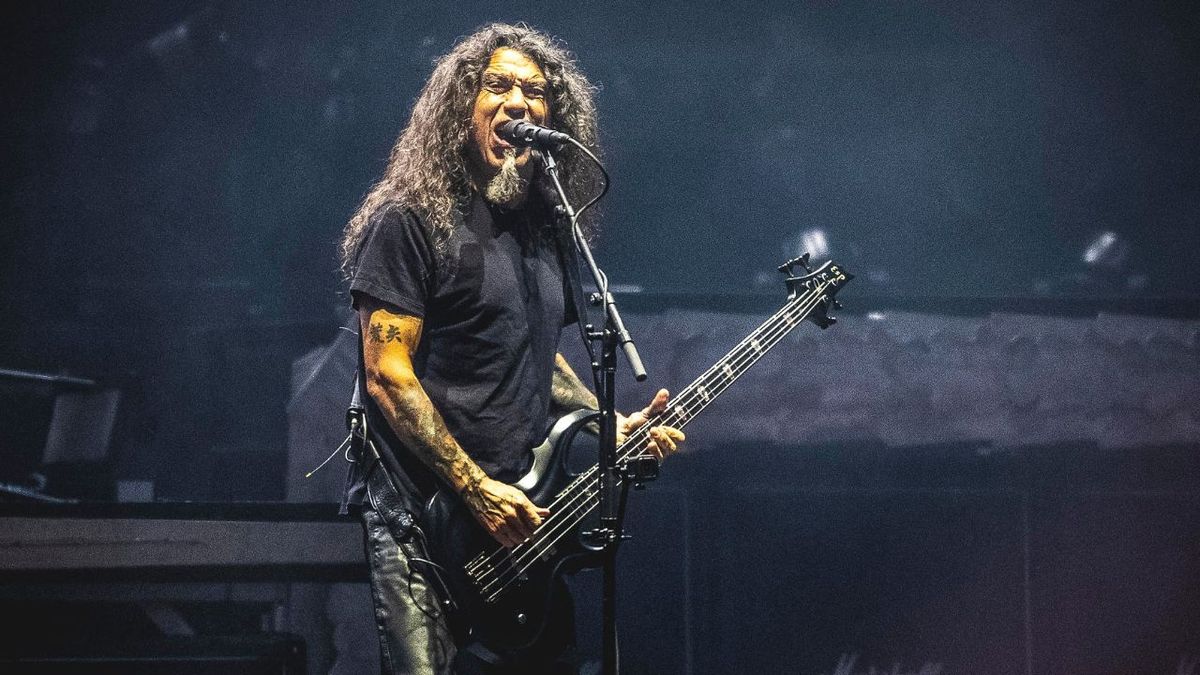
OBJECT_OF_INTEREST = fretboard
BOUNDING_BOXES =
[638,278,836,443]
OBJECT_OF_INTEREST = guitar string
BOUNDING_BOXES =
[465,279,828,579]
[465,412,652,573]
[471,279,833,592]
[473,280,835,597]
[470,281,835,595]
[471,269,837,565]
[469,273,838,572]
[478,281,834,600]
[472,280,831,593]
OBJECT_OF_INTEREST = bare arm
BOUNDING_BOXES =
[549,353,598,416]
[360,298,548,546]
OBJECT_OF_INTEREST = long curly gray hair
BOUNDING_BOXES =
[340,23,602,276]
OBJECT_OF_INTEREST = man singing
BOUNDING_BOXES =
[338,23,684,674]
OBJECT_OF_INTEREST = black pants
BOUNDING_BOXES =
[360,480,580,674]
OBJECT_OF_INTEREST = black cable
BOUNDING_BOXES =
[566,136,610,224]
[406,525,459,623]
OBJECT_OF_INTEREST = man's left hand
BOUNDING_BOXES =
[617,389,686,462]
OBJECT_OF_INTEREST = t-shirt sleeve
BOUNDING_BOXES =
[349,205,435,317]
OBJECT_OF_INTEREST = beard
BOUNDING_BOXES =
[483,149,529,206]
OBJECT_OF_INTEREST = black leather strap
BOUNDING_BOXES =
[366,458,415,543]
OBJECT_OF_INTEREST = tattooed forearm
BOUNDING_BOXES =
[361,308,485,494]
[374,375,485,492]
[459,472,487,505]
[550,353,598,416]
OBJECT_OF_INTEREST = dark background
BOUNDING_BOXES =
[1,0,1197,496]
[3,0,1198,499]
[1,2,1198,673]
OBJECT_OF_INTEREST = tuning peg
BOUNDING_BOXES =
[777,253,812,275]
[832,300,843,310]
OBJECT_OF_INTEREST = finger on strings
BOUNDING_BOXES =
[651,427,677,453]
[514,512,536,539]
[648,388,670,414]
[523,502,545,529]
[498,529,519,548]
[645,433,666,460]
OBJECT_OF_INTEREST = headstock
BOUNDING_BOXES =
[779,253,853,328]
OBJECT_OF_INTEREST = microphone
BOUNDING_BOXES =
[497,120,571,148]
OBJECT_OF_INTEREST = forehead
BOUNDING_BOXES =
[483,47,546,81]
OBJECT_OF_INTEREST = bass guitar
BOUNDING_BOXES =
[416,255,852,651]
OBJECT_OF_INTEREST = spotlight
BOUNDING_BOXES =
[1082,230,1128,269]
[787,227,830,261]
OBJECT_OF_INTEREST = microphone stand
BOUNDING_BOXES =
[541,146,645,675]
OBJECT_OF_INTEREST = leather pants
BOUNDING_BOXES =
[360,471,580,674]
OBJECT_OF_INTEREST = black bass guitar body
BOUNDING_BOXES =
[416,409,602,651]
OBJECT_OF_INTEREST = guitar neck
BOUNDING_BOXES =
[636,279,835,442]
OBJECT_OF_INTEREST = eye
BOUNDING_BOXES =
[523,84,547,100]
[482,75,511,94]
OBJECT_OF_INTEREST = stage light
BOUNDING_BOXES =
[1082,230,1128,268]
[782,227,832,269]
[798,227,830,260]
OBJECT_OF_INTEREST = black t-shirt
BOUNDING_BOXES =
[343,194,571,513]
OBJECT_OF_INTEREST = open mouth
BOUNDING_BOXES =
[490,120,507,141]
[491,120,528,152]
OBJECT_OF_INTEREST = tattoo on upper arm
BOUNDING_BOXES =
[367,322,405,344]
[551,356,599,412]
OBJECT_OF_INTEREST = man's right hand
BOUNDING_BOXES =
[461,476,551,548]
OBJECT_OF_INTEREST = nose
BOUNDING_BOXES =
[502,86,528,118]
